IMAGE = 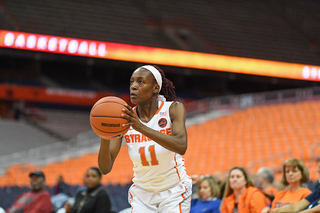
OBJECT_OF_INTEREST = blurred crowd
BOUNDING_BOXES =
[189,159,320,213]
[2,167,115,213]
[1,159,320,213]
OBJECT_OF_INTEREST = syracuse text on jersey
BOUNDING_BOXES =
[124,127,172,143]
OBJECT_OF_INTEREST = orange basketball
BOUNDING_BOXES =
[90,96,129,139]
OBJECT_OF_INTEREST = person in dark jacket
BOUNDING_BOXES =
[64,167,112,213]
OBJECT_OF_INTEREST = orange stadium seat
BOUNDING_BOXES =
[0,100,320,187]
[184,100,320,182]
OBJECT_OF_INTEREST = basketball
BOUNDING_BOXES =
[90,96,130,139]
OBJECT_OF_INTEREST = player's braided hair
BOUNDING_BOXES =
[152,65,177,101]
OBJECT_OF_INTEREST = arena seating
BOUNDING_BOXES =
[1,96,320,211]
[0,119,58,156]
[185,100,320,181]
[1,0,169,48]
[38,109,91,140]
[1,99,319,189]
[150,0,320,64]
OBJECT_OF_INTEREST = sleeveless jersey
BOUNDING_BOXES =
[122,101,188,192]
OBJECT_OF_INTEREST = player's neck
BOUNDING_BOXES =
[137,99,158,122]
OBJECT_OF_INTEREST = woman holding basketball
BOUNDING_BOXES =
[98,65,192,213]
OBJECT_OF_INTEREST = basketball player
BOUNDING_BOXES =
[98,65,192,213]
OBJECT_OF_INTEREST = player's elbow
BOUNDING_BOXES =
[100,167,111,175]
[178,149,186,155]
[177,144,187,155]
[98,164,112,175]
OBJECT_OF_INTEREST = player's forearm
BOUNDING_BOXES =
[98,139,113,174]
[138,125,187,155]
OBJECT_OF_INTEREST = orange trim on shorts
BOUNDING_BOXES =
[129,184,135,204]
[181,192,185,200]
[129,192,133,202]
[179,186,187,213]
[174,153,181,181]
[182,184,187,199]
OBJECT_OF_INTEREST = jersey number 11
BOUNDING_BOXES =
[139,145,159,166]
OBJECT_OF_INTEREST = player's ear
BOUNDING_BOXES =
[153,84,160,94]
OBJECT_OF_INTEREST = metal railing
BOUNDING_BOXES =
[185,86,320,117]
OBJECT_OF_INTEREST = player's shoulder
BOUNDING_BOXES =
[169,101,185,114]
[168,101,186,121]
[169,101,185,109]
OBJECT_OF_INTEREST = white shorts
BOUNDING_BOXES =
[128,179,192,213]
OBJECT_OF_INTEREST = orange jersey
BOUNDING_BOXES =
[271,187,311,209]
[220,186,269,213]
[264,186,279,197]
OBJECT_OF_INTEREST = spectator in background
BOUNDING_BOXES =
[6,170,53,213]
[191,176,221,213]
[51,175,72,211]
[213,172,222,185]
[220,167,269,213]
[267,187,320,213]
[255,167,279,201]
[263,162,320,213]
[261,158,311,213]
[190,174,200,199]
[63,167,112,213]
[53,175,71,195]
[56,198,75,213]
[12,101,24,120]
[311,162,320,190]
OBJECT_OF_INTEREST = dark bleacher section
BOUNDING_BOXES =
[1,0,171,49]
[266,0,320,49]
[0,184,130,212]
[147,0,320,65]
[0,55,42,87]
[0,0,319,99]
[0,0,319,65]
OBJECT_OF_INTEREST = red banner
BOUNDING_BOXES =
[0,30,320,81]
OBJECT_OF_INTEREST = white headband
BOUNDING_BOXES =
[141,65,162,92]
